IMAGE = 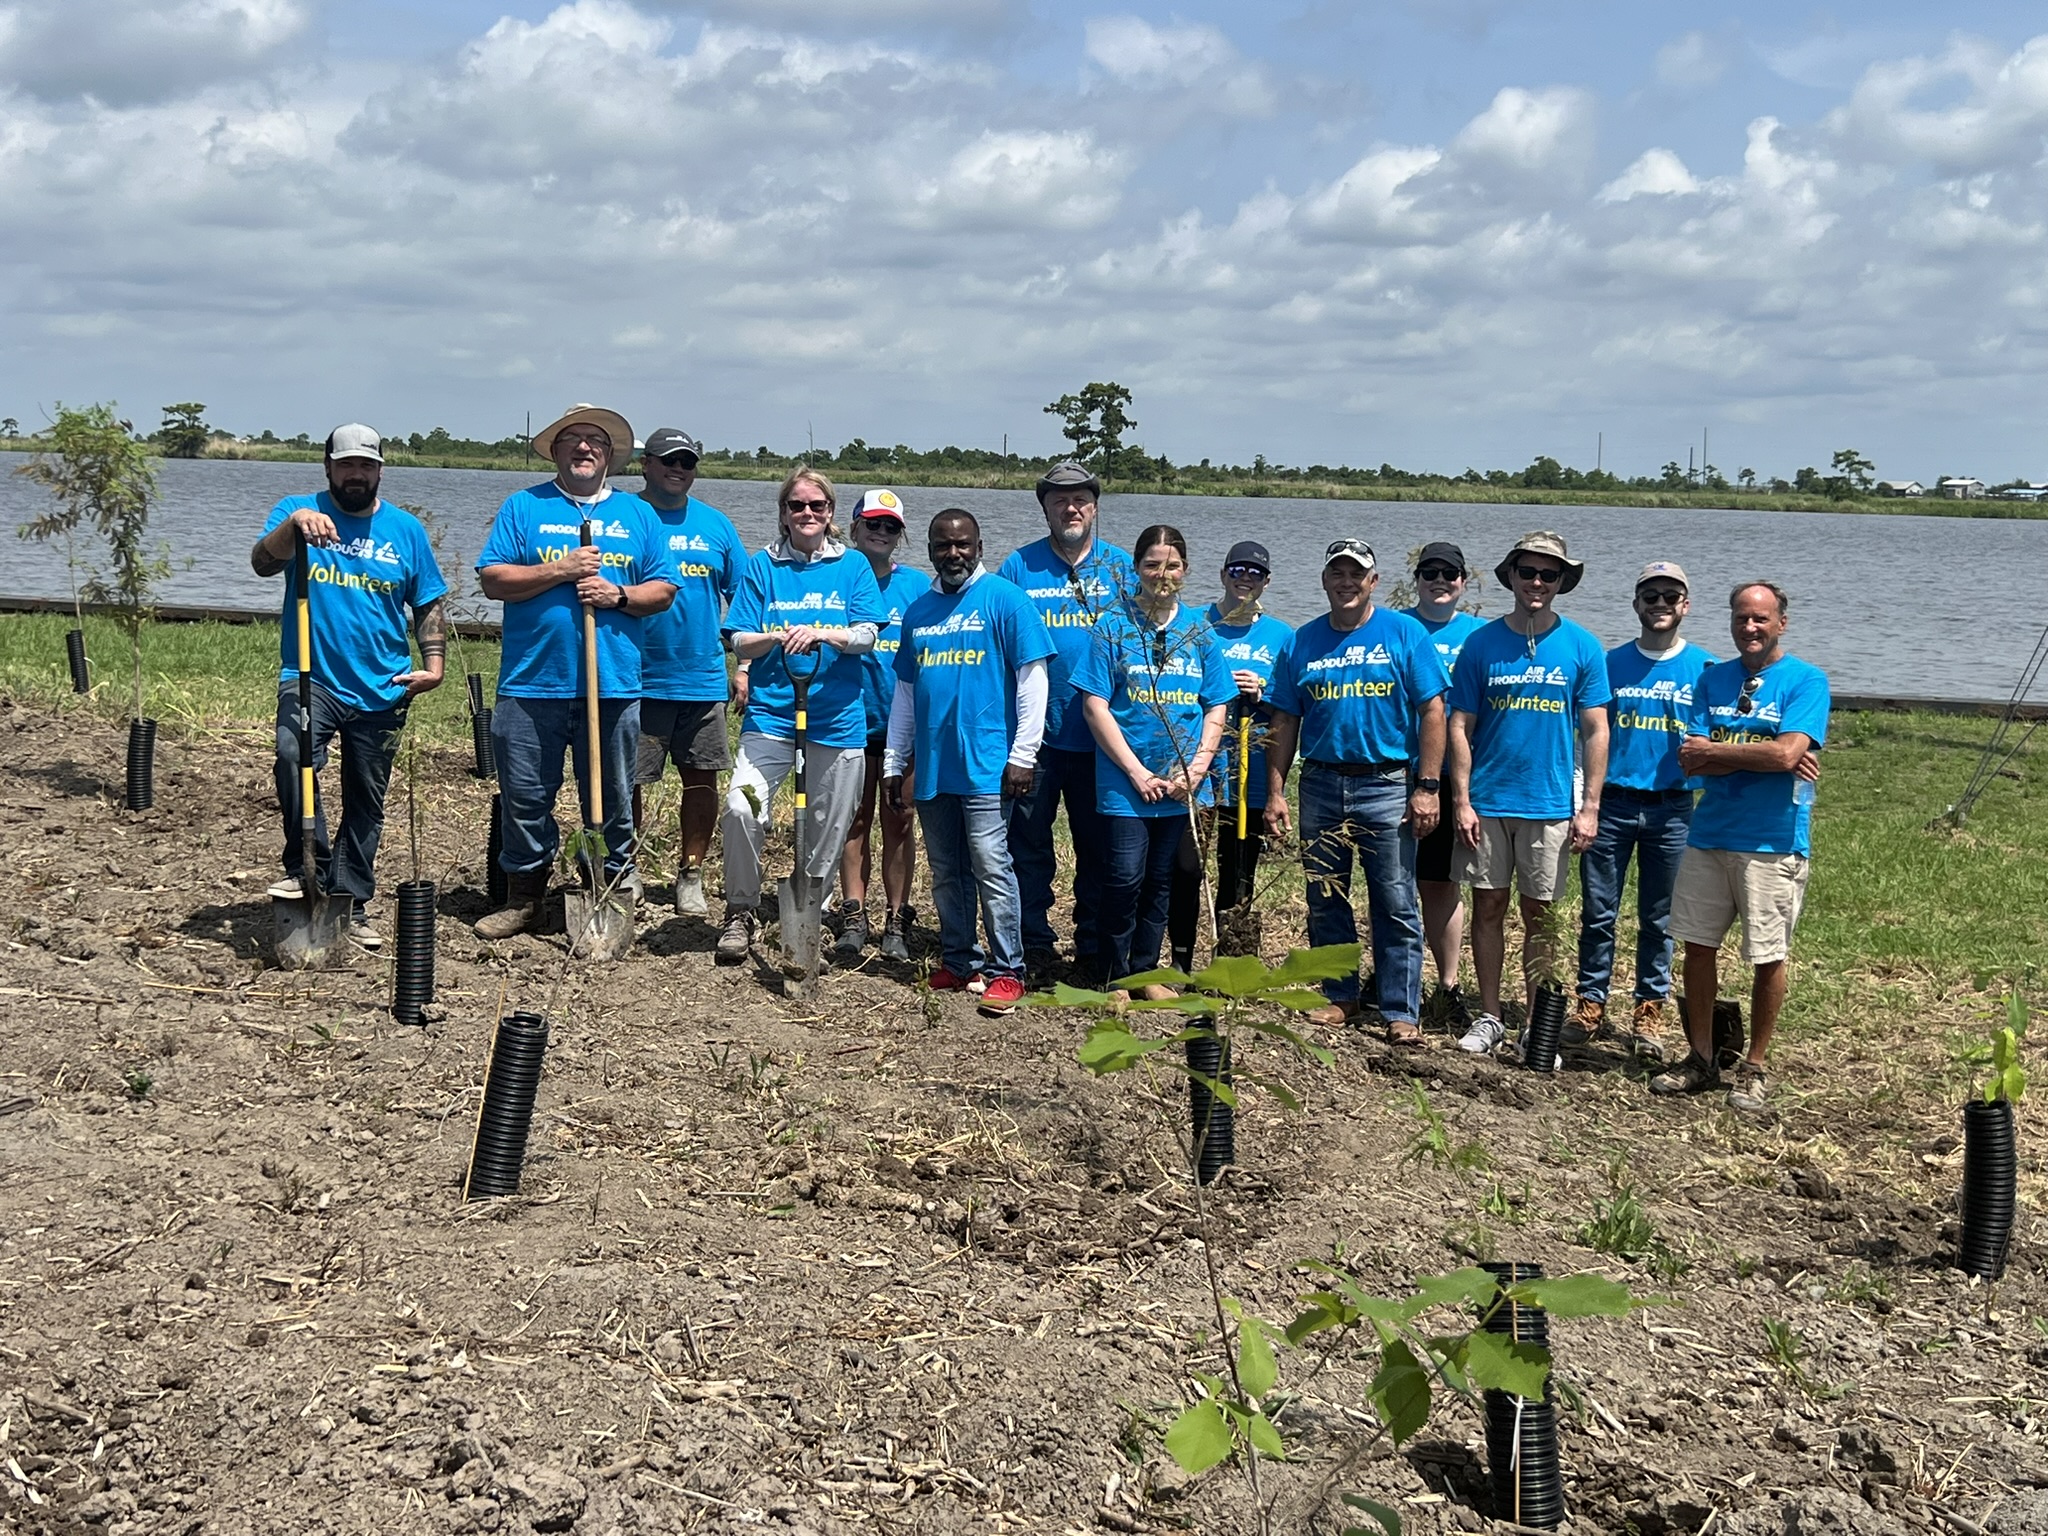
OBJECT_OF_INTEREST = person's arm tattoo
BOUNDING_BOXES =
[415,598,448,664]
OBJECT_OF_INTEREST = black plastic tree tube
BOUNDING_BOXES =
[1959,1098,2017,1279]
[467,674,495,779]
[65,629,89,693]
[1522,985,1566,1073]
[465,1012,549,1198]
[486,793,507,909]
[125,718,157,811]
[390,880,437,1026]
[1478,1261,1563,1529]
[1186,1031,1234,1186]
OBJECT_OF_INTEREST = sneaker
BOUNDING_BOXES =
[1436,984,1472,1031]
[674,866,709,918]
[879,908,911,962]
[1649,1052,1719,1096]
[350,917,384,951]
[267,875,304,900]
[978,976,1026,1017]
[1563,997,1607,1045]
[714,906,757,964]
[833,900,869,960]
[1457,1013,1507,1055]
[1630,999,1669,1064]
[1024,945,1062,983]
[928,966,973,992]
[614,868,644,906]
[1727,1061,1770,1113]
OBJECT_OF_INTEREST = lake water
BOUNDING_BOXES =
[3,452,2042,700]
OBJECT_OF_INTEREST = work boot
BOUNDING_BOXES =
[879,907,911,962]
[1630,998,1669,1064]
[475,868,548,940]
[833,900,869,960]
[674,864,708,918]
[715,905,757,965]
[1563,996,1607,1045]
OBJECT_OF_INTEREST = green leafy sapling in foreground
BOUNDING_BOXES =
[1983,992,2028,1105]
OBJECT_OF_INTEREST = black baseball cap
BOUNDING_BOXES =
[1413,541,1467,574]
[1223,540,1271,574]
[641,428,702,462]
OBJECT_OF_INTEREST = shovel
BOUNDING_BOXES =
[776,646,825,996]
[273,528,353,968]
[564,519,634,961]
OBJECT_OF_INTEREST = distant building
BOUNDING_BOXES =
[1938,477,1985,499]
[1992,483,2048,501]
[1874,480,1924,497]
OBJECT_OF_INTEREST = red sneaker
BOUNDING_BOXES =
[928,966,973,992]
[978,975,1027,1016]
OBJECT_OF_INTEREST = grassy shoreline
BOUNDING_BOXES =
[4,438,2036,518]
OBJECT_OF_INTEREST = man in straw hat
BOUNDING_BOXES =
[473,405,679,939]
[1444,531,1610,1059]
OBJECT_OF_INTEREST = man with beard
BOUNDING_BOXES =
[997,461,1134,982]
[252,424,449,950]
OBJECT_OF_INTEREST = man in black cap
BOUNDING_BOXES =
[632,428,748,918]
[1199,540,1293,928]
[996,461,1135,981]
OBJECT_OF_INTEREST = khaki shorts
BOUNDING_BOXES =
[1668,847,1810,964]
[1454,816,1571,902]
[635,698,733,780]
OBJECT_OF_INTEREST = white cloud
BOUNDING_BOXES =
[1655,29,1734,93]
[1085,15,1235,83]
[1450,86,1593,174]
[0,0,309,105]
[1298,146,1443,241]
[1825,35,2048,172]
[1598,148,1701,202]
[905,130,1127,231]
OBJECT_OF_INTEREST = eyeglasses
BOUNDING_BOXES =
[1514,564,1565,584]
[1223,563,1268,579]
[859,520,905,537]
[784,498,831,513]
[1637,588,1686,605]
[1735,674,1764,714]
[559,430,611,448]
[647,453,696,469]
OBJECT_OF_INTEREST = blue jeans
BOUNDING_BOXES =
[1008,746,1107,969]
[917,793,1023,979]
[1575,790,1693,1003]
[1100,814,1193,984]
[492,694,641,878]
[274,683,408,909]
[1298,766,1423,1023]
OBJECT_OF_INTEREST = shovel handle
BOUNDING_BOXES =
[294,528,320,895]
[581,520,603,828]
[1235,713,1251,841]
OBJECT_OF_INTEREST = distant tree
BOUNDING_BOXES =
[1738,467,1757,491]
[1522,455,1564,489]
[1793,466,1823,494]
[1827,447,1875,499]
[1043,382,1136,467]
[1,417,18,439]
[1769,477,1792,493]
[1702,463,1729,490]
[1659,461,1686,489]
[157,402,210,458]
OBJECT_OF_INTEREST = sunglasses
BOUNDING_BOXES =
[1415,564,1463,582]
[1735,673,1764,714]
[785,498,831,513]
[1223,563,1268,579]
[858,519,905,537]
[1637,587,1686,605]
[1514,564,1565,584]
[647,453,696,468]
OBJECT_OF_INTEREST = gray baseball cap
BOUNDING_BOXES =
[325,424,382,463]
[642,428,702,462]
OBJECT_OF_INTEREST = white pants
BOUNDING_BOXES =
[721,730,867,911]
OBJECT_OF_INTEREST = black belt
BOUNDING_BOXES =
[1303,758,1407,778]
[1605,784,1694,802]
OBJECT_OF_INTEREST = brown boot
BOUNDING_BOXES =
[476,867,548,940]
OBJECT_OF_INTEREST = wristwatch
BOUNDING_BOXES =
[1415,777,1441,793]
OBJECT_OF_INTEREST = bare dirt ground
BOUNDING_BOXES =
[1,699,2044,1536]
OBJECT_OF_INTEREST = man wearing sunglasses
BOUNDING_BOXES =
[1264,538,1447,1045]
[1654,581,1829,1111]
[1445,531,1610,1058]
[997,461,1135,983]
[1569,561,1714,1063]
[631,428,747,919]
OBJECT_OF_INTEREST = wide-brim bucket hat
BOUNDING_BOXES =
[1495,530,1585,593]
[532,403,636,473]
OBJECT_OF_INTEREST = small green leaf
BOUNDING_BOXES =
[1245,1409,1286,1458]
[1130,995,1221,1015]
[1515,1273,1660,1318]
[1112,966,1194,990]
[1163,1400,1233,1475]
[1340,1492,1404,1536]
[1262,943,1364,987]
[1256,987,1336,1012]
[1285,1293,1358,1344]
[1463,1329,1551,1402]
[1186,955,1273,997]
[1048,981,1113,1008]
[1237,1318,1278,1400]
[1402,1266,1497,1318]
[1077,1021,1172,1073]
[1369,1338,1431,1444]
[1189,1071,1239,1109]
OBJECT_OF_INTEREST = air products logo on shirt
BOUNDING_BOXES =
[913,609,986,640]
[1303,641,1391,673]
[334,535,400,566]
[1617,679,1694,704]
[670,532,714,553]
[1222,640,1276,665]
[774,592,848,612]
[915,609,990,667]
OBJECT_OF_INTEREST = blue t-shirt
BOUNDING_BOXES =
[995,538,1136,754]
[722,546,888,750]
[1270,608,1448,770]
[894,573,1057,799]
[1404,608,1486,681]
[1071,603,1237,819]
[1448,616,1613,819]
[476,484,679,699]
[862,563,934,741]
[640,496,747,702]
[1207,608,1293,810]
[1686,654,1831,857]
[1605,640,1715,792]
[265,494,448,713]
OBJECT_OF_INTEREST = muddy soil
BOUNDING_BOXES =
[0,701,2043,1536]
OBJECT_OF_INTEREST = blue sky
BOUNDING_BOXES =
[4,1,2047,483]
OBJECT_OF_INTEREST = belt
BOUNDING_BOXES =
[1303,758,1407,778]
[1605,784,1694,802]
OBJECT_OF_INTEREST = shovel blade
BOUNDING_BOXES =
[777,869,822,980]
[272,892,351,969]
[565,888,634,961]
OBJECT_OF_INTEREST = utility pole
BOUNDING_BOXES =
[1687,447,1695,484]
[807,420,814,460]
[1596,431,1602,473]
[524,409,531,463]
[1703,426,1710,482]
